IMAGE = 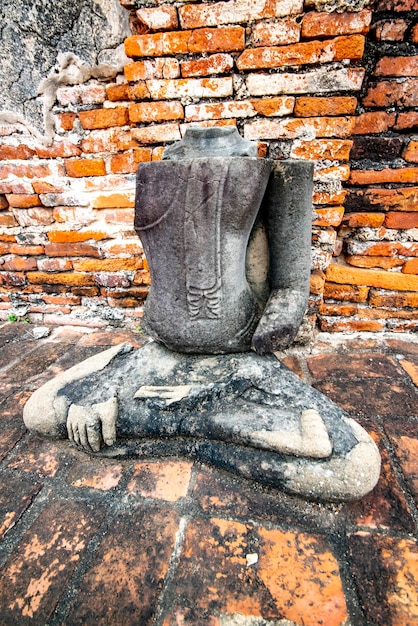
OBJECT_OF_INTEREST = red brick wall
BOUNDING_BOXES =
[0,0,416,334]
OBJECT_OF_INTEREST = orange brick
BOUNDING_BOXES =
[375,55,418,77]
[320,317,385,332]
[313,190,347,205]
[152,147,165,160]
[326,263,418,291]
[93,192,135,209]
[139,77,232,100]
[353,112,396,134]
[302,9,372,38]
[251,18,301,47]
[363,78,418,108]
[133,147,153,163]
[124,58,180,81]
[347,187,418,212]
[313,206,345,227]
[314,164,350,182]
[385,212,418,229]
[369,290,418,307]
[35,141,81,158]
[402,258,418,274]
[81,129,136,154]
[181,53,233,78]
[252,96,295,116]
[73,258,143,272]
[319,302,358,316]
[65,158,106,178]
[27,272,95,286]
[131,123,181,144]
[291,139,352,161]
[0,214,17,227]
[310,270,325,294]
[349,168,418,185]
[37,258,73,271]
[56,112,76,131]
[2,256,37,271]
[44,243,100,258]
[106,84,129,102]
[129,101,184,123]
[179,0,303,29]
[5,194,41,208]
[109,152,136,174]
[375,19,408,41]
[125,27,245,58]
[244,116,355,140]
[127,460,192,501]
[47,231,108,243]
[342,212,385,227]
[346,255,404,270]
[395,111,418,130]
[236,35,365,70]
[2,243,44,256]
[346,240,418,257]
[294,96,357,117]
[32,181,65,194]
[136,5,178,31]
[0,195,8,210]
[403,140,418,163]
[0,144,35,160]
[79,108,129,130]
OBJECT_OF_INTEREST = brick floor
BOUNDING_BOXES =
[0,322,417,625]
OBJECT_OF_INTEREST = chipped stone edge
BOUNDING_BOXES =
[23,342,133,438]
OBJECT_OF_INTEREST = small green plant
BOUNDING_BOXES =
[135,325,142,333]
[8,313,18,323]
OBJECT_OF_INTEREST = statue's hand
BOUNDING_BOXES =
[67,397,117,452]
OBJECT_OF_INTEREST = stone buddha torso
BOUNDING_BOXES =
[135,128,273,353]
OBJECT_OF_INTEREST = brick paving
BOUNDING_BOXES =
[0,322,417,625]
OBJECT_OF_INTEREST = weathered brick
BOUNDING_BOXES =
[56,84,106,106]
[251,18,301,47]
[342,212,385,227]
[27,272,95,286]
[55,112,76,131]
[37,257,73,271]
[375,0,415,12]
[32,181,65,194]
[133,147,153,162]
[375,55,418,77]
[326,263,418,291]
[65,158,106,178]
[314,164,350,182]
[369,290,418,308]
[246,67,365,96]
[81,129,136,154]
[186,97,294,121]
[294,96,357,117]
[403,140,418,163]
[180,0,303,29]
[351,137,403,160]
[79,107,129,130]
[352,112,396,135]
[73,258,143,272]
[181,53,234,78]
[385,212,418,229]
[0,214,17,227]
[40,191,90,208]
[346,240,418,257]
[44,243,100,258]
[346,255,404,270]
[313,190,347,205]
[345,187,418,212]
[35,141,81,158]
[402,258,418,274]
[1,243,44,255]
[109,152,137,174]
[412,22,418,44]
[1,256,37,271]
[129,101,184,123]
[290,139,352,161]
[0,179,34,194]
[375,19,408,41]
[363,79,418,108]
[47,230,108,243]
[93,191,135,209]
[313,206,345,227]
[395,111,418,130]
[125,27,245,58]
[319,317,385,332]
[0,195,8,210]
[100,238,144,257]
[310,270,325,294]
[244,116,355,140]
[124,58,180,81]
[0,144,35,160]
[131,123,181,144]
[142,77,233,100]
[13,208,54,227]
[106,83,130,102]
[236,35,365,70]
[102,208,135,225]
[302,9,371,38]
[349,168,418,185]
[136,5,178,31]
[5,194,41,208]
[252,96,295,116]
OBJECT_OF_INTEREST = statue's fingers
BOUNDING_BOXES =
[67,419,75,444]
[86,423,101,452]
[72,424,81,446]
[101,414,116,446]
[78,423,90,451]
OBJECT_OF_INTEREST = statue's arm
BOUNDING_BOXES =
[252,160,314,354]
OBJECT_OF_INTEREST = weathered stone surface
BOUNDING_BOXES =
[0,0,129,132]
[24,341,381,501]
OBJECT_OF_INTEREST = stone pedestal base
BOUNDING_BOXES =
[23,342,381,502]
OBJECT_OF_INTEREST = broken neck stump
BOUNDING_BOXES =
[24,127,381,502]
